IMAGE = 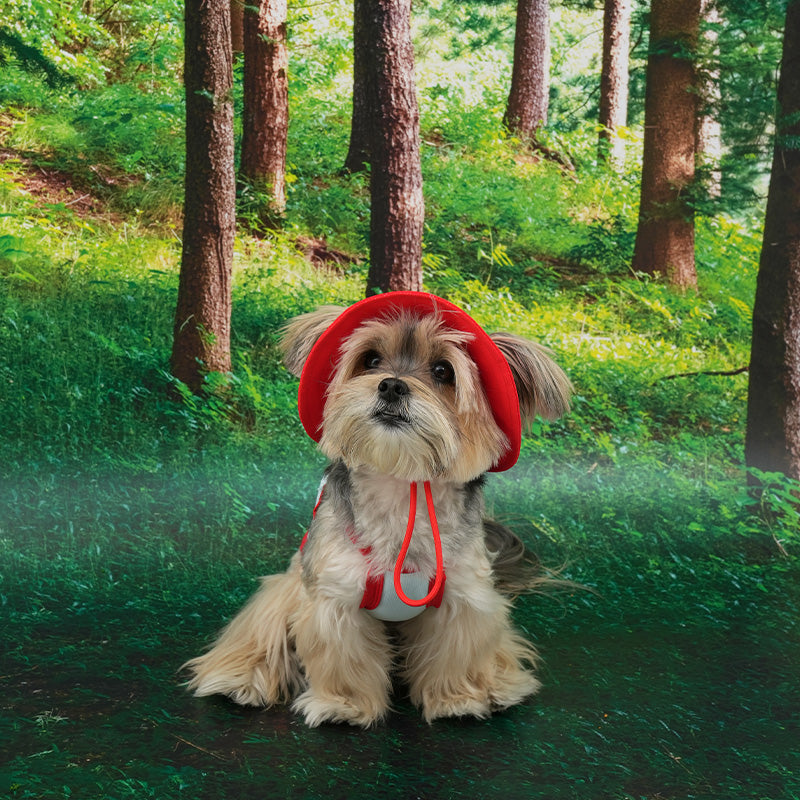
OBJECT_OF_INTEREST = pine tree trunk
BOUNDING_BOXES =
[365,0,424,295]
[745,0,800,482]
[343,0,371,174]
[696,0,722,198]
[230,0,244,54]
[171,0,235,392]
[598,0,631,168]
[631,0,700,290]
[240,0,288,218]
[504,0,550,139]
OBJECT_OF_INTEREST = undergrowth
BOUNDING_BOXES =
[1,8,799,798]
[0,141,793,562]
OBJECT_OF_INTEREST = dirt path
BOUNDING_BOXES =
[0,145,120,220]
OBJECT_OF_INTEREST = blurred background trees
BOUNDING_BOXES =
[239,0,288,222]
[631,0,701,290]
[1,0,797,477]
[504,0,551,138]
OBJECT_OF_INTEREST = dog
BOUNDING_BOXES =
[183,291,571,726]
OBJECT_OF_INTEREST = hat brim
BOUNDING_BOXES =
[297,291,522,472]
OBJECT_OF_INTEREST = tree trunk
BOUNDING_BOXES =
[598,0,631,169]
[696,0,722,198]
[631,0,701,290]
[365,0,424,295]
[240,0,288,219]
[171,0,235,392]
[343,0,371,173]
[745,0,800,482]
[504,0,550,139]
[230,0,244,54]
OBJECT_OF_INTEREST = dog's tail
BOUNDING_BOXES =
[182,553,306,707]
[484,519,571,596]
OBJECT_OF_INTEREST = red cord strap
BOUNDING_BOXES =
[393,481,446,608]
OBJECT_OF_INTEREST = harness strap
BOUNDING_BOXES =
[299,479,446,612]
[391,481,446,608]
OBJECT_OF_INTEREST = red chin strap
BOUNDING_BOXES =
[393,481,446,608]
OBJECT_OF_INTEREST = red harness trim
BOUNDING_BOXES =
[299,482,445,611]
[358,567,445,611]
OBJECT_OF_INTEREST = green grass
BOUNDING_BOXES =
[2,455,799,799]
[2,173,798,798]
[2,33,799,798]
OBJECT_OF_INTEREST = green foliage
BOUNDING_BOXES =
[568,213,638,275]
[0,0,109,85]
[709,0,788,207]
[0,0,183,87]
[0,27,74,88]
[744,469,800,552]
[4,82,184,216]
[1,6,798,799]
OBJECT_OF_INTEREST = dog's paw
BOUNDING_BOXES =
[416,670,540,722]
[292,689,387,728]
[487,670,541,711]
[419,689,493,722]
[186,670,271,707]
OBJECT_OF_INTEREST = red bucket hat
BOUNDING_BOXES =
[297,291,523,472]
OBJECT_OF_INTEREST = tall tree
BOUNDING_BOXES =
[240,0,288,220]
[504,0,550,139]
[631,0,701,290]
[745,0,800,482]
[365,0,425,295]
[343,0,371,174]
[598,0,631,168]
[696,0,722,198]
[230,0,244,54]
[171,0,235,392]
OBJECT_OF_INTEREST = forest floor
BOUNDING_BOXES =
[1,120,800,800]
[0,120,128,223]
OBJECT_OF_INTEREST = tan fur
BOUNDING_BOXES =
[183,303,572,727]
[489,333,572,423]
[399,539,540,721]
[280,306,345,377]
[183,553,306,706]
[320,313,508,482]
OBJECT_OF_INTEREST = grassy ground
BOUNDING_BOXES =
[2,453,799,799]
[1,67,799,798]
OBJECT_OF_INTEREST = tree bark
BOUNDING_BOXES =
[696,0,722,198]
[745,0,800,482]
[240,0,288,219]
[171,0,235,392]
[230,0,244,54]
[343,0,371,173]
[631,0,701,290]
[598,0,631,169]
[365,0,424,295]
[504,0,550,139]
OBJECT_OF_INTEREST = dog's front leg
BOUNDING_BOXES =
[400,555,540,722]
[291,593,392,727]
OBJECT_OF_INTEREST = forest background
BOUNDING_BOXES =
[1,0,799,798]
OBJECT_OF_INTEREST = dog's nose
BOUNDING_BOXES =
[378,377,409,404]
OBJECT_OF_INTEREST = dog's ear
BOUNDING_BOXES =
[490,333,572,425]
[280,306,345,377]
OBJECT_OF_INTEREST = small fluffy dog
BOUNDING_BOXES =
[184,291,571,726]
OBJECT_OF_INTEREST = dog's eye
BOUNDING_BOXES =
[431,360,455,385]
[363,350,383,371]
